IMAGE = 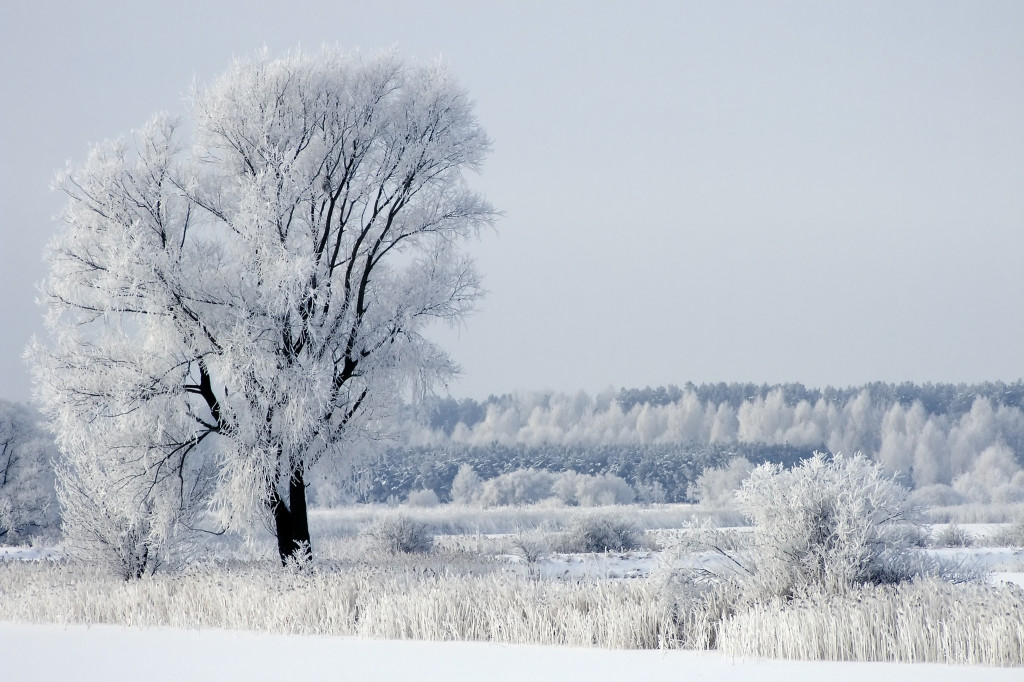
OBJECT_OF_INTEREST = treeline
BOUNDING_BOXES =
[429,381,1024,433]
[345,381,1024,505]
[314,441,813,505]
[7,381,1024,521]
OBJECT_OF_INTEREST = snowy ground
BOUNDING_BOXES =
[1,623,1019,682]
[3,517,1022,677]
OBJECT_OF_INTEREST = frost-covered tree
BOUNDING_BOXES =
[449,463,481,504]
[0,400,59,544]
[31,48,494,565]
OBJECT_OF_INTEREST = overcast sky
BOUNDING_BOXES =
[1,1,1022,403]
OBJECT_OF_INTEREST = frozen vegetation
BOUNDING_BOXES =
[5,45,1024,677]
[4,380,1024,669]
[2,454,1022,670]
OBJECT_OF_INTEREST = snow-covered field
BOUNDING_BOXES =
[3,508,1023,676]
[2,623,1020,682]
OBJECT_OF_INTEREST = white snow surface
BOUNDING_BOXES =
[1,623,1019,682]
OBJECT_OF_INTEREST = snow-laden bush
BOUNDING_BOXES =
[362,515,434,554]
[552,471,635,506]
[52,410,214,579]
[990,516,1024,548]
[477,468,554,507]
[57,457,202,580]
[687,457,754,507]
[735,452,931,598]
[560,514,642,553]
[992,483,1024,504]
[404,489,440,508]
[509,528,549,565]
[933,523,974,548]
[908,483,965,507]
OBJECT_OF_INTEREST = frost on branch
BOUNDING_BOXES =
[30,47,495,570]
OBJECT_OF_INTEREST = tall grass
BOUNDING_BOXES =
[0,560,704,649]
[719,579,1024,666]
[3,559,1020,665]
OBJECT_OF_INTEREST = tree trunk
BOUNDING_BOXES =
[271,465,312,565]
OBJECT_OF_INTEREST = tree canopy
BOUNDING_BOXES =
[31,48,495,569]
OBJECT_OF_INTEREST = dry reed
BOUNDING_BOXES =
[719,578,1024,666]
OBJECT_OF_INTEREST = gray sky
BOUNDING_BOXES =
[1,1,1022,403]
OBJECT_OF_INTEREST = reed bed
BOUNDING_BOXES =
[2,559,1022,664]
[0,560,706,649]
[719,579,1024,666]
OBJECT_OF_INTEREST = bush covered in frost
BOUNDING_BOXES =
[477,468,554,507]
[560,514,642,553]
[552,471,635,506]
[0,400,60,545]
[908,483,965,507]
[990,516,1024,548]
[735,452,936,598]
[362,515,434,554]
[933,523,974,548]
[687,457,754,507]
[404,489,440,508]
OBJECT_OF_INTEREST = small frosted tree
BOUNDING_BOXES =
[53,409,214,579]
[0,400,59,544]
[31,47,494,567]
[449,463,481,504]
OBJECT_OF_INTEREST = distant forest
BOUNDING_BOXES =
[321,381,1024,505]
[427,381,1024,435]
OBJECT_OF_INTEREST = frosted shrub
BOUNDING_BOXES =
[933,523,974,548]
[449,464,482,504]
[952,444,1024,504]
[405,489,440,508]
[59,488,178,581]
[362,515,434,554]
[552,471,635,506]
[477,468,554,507]
[561,514,641,553]
[687,457,754,508]
[56,440,205,580]
[576,472,635,506]
[990,516,1024,548]
[0,400,60,545]
[510,529,549,564]
[908,483,965,507]
[471,468,634,508]
[736,452,928,598]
